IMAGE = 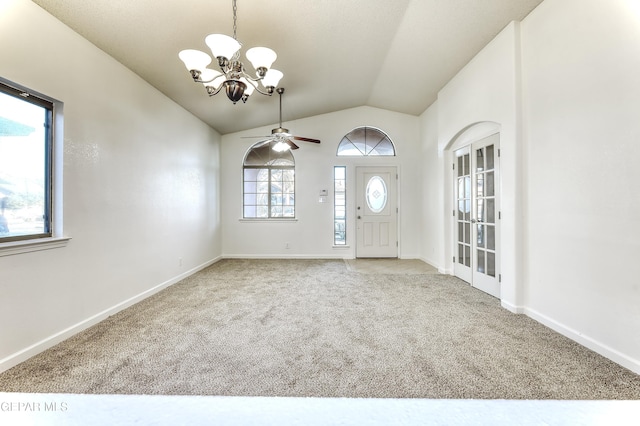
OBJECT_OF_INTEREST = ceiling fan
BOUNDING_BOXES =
[245,88,320,151]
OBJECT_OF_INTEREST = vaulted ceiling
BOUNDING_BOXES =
[31,0,543,134]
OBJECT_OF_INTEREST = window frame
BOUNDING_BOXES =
[336,126,396,157]
[0,77,68,255]
[333,166,347,245]
[242,141,296,220]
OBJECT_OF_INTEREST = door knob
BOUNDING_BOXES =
[358,216,361,219]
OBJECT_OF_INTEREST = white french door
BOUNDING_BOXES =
[453,134,500,298]
[356,166,398,258]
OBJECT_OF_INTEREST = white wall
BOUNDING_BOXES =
[520,0,640,372]
[221,106,422,259]
[0,0,222,371]
[420,0,640,373]
[419,102,444,269]
[423,21,523,309]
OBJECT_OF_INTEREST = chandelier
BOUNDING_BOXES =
[178,0,283,104]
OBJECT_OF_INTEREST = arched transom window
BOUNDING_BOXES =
[337,126,396,156]
[243,141,295,218]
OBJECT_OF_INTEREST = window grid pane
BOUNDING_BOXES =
[334,166,347,245]
[337,127,395,156]
[242,139,295,218]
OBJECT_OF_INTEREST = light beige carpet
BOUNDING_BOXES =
[344,258,439,274]
[1,259,639,399]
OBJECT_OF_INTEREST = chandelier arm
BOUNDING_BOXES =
[205,85,225,97]
[249,84,274,96]
[240,73,274,96]
[241,74,263,83]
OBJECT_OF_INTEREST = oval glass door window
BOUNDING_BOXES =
[366,176,388,213]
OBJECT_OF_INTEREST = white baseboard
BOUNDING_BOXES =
[501,300,525,314]
[0,256,222,373]
[222,254,347,260]
[524,307,640,375]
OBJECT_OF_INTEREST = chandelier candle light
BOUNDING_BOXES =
[178,0,283,104]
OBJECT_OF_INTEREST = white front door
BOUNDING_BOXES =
[356,166,398,258]
[453,133,500,298]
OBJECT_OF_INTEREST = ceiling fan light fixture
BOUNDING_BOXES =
[178,0,283,104]
[273,141,291,152]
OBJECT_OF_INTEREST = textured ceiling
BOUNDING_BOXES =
[31,0,544,135]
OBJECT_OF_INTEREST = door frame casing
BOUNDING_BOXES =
[355,165,399,258]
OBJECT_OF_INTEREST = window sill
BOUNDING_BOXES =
[239,218,298,223]
[333,245,350,249]
[0,236,71,257]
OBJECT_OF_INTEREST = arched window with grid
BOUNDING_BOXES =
[336,126,396,156]
[243,141,295,218]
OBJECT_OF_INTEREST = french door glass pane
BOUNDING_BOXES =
[477,224,485,248]
[487,225,495,250]
[477,250,485,273]
[486,199,495,223]
[476,148,484,172]
[487,252,496,277]
[477,199,484,222]
[458,200,465,220]
[486,171,494,196]
[486,145,494,170]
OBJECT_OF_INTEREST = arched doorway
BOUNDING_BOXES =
[447,123,501,298]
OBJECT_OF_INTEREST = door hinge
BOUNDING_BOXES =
[498,211,501,220]
[499,274,502,283]
[453,210,455,217]
[452,163,455,170]
[498,149,501,157]
[453,256,456,263]
[396,241,399,247]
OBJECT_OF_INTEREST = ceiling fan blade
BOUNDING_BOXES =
[252,139,273,148]
[241,135,271,139]
[292,136,321,144]
[287,139,300,150]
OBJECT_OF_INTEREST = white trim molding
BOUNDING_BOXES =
[0,236,71,257]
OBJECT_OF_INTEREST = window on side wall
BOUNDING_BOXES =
[334,166,346,245]
[0,81,54,243]
[243,140,295,219]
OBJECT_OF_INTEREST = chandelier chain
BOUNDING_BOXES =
[232,0,238,40]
